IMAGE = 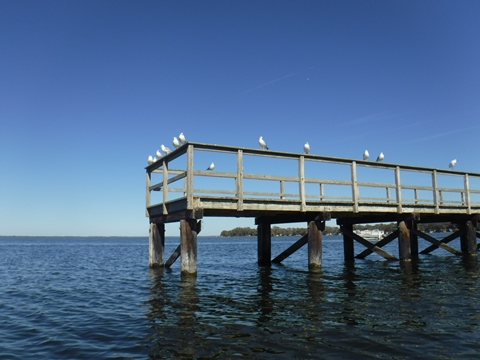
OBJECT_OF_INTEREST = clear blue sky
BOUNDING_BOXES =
[1,1,480,236]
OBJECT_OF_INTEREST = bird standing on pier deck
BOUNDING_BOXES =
[363,150,369,160]
[161,144,172,155]
[259,136,269,150]
[173,136,180,149]
[207,162,215,171]
[376,152,384,162]
[449,159,457,170]
[179,132,187,145]
[304,142,310,154]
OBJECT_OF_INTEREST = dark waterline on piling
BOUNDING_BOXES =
[1,235,480,359]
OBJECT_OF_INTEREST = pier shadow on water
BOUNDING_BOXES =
[143,250,480,359]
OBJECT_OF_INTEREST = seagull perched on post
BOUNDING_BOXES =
[156,150,163,159]
[179,132,187,145]
[161,144,172,155]
[363,150,369,160]
[259,136,269,150]
[449,159,457,170]
[376,152,384,162]
[304,142,310,154]
[148,155,155,165]
[173,136,180,149]
[207,162,215,171]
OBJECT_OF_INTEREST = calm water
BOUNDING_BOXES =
[1,234,480,359]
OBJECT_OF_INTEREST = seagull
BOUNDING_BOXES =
[155,150,163,159]
[207,162,215,171]
[147,155,155,165]
[363,150,369,160]
[259,136,269,150]
[161,144,172,155]
[179,132,187,145]
[376,152,384,162]
[304,142,310,154]
[173,136,180,149]
[449,159,457,170]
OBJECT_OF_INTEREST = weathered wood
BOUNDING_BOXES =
[308,221,322,271]
[257,221,271,266]
[432,170,439,214]
[180,219,198,275]
[464,174,471,214]
[398,221,411,261]
[165,244,181,268]
[186,145,194,209]
[414,228,462,255]
[461,220,478,256]
[299,156,306,212]
[351,161,359,213]
[395,166,402,213]
[342,226,398,260]
[236,149,244,210]
[410,221,419,260]
[149,222,165,268]
[419,230,462,255]
[146,172,151,210]
[162,160,169,215]
[342,223,355,261]
[356,229,399,259]
[272,234,308,263]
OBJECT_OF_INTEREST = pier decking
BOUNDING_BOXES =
[146,142,480,274]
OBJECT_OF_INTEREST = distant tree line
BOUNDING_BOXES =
[220,222,464,237]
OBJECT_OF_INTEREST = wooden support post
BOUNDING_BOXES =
[308,221,322,272]
[257,221,271,266]
[342,223,355,261]
[461,220,478,257]
[149,222,165,268]
[180,219,199,275]
[409,221,419,261]
[398,221,411,262]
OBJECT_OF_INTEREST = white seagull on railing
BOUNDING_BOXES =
[207,162,215,171]
[363,150,369,160]
[155,150,163,159]
[161,144,172,155]
[179,132,187,145]
[173,136,180,149]
[376,152,384,162]
[148,155,155,165]
[259,136,269,150]
[304,142,310,154]
[449,159,457,170]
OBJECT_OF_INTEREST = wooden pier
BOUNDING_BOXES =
[146,142,480,274]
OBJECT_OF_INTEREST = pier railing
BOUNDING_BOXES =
[146,142,480,220]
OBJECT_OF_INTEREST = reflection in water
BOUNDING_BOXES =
[256,267,273,325]
[144,239,480,359]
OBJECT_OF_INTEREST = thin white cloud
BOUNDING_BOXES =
[240,67,313,94]
[410,124,480,142]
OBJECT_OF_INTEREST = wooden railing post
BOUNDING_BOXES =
[464,174,471,214]
[351,161,359,213]
[299,156,306,212]
[395,166,402,213]
[186,145,194,210]
[432,170,439,214]
[236,149,244,211]
[146,170,151,213]
[162,160,169,215]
